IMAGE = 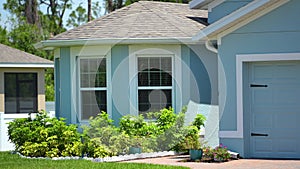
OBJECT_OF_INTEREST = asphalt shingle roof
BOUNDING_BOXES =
[0,43,53,64]
[51,1,207,40]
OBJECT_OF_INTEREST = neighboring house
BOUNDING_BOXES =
[36,1,219,147]
[190,0,300,158]
[0,43,53,151]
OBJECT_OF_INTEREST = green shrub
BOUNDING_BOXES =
[192,114,206,130]
[83,112,131,156]
[83,138,112,158]
[119,114,147,136]
[181,126,201,150]
[156,111,186,151]
[156,108,177,132]
[8,111,82,157]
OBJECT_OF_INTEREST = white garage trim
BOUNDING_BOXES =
[220,53,300,139]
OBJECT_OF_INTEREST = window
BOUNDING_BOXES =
[138,57,172,116]
[4,73,38,114]
[79,57,107,120]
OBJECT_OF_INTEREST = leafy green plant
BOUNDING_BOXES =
[83,112,131,156]
[192,114,206,130]
[156,111,186,152]
[8,111,82,157]
[181,126,201,150]
[119,114,148,136]
[156,108,177,132]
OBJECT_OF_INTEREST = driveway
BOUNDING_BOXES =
[124,155,300,169]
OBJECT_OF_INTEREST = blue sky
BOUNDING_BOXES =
[0,0,104,30]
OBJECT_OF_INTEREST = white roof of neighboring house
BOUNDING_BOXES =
[36,1,208,49]
[0,43,53,68]
[192,0,289,41]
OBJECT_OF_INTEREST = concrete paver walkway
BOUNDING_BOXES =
[124,155,300,169]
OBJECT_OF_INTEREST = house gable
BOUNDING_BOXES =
[208,0,253,24]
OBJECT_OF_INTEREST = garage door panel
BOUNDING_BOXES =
[274,112,298,129]
[253,138,273,153]
[253,65,273,79]
[277,139,297,153]
[252,113,272,129]
[252,90,272,105]
[250,61,300,158]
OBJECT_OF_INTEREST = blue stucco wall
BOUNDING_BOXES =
[218,0,300,157]
[58,47,72,124]
[208,0,253,24]
[111,45,129,126]
[190,48,211,104]
[54,58,60,118]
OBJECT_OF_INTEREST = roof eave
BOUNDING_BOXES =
[0,63,54,68]
[35,38,206,50]
[192,0,289,41]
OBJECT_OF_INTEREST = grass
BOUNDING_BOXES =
[0,152,188,169]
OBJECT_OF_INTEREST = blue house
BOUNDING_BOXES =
[36,1,219,146]
[190,0,300,158]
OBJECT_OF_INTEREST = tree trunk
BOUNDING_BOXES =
[87,0,92,21]
[25,0,39,25]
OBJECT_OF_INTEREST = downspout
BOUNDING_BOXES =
[205,40,218,53]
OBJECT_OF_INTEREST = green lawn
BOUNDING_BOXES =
[0,152,188,169]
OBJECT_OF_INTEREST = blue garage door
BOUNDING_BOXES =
[250,61,300,158]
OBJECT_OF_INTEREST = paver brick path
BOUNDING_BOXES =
[124,155,300,169]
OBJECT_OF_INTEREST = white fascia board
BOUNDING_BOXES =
[35,38,205,50]
[193,0,280,41]
[0,63,54,68]
[189,0,214,9]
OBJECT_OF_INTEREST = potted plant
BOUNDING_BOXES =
[183,126,203,161]
[129,136,143,154]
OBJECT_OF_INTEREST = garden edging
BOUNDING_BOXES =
[16,151,181,162]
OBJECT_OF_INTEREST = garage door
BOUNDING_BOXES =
[250,61,300,158]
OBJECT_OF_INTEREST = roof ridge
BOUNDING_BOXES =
[49,1,207,41]
[50,3,135,40]
[139,2,192,38]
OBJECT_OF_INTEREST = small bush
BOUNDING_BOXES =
[8,111,82,157]
[202,144,231,162]
[192,114,206,130]
[83,112,131,156]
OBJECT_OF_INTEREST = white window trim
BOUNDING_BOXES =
[220,52,300,139]
[136,54,175,116]
[77,55,111,123]
[128,45,182,116]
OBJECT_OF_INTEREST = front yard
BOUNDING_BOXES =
[0,152,188,169]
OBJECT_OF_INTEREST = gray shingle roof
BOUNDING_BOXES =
[51,1,207,40]
[0,43,53,65]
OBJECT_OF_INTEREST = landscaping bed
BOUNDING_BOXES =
[6,108,233,163]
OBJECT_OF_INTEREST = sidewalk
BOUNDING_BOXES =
[124,155,300,169]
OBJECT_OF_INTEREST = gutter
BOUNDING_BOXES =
[35,38,206,50]
[205,40,218,53]
[0,63,54,68]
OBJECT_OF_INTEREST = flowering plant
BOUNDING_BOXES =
[202,144,231,162]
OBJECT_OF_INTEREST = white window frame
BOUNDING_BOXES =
[77,56,110,122]
[136,54,175,116]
